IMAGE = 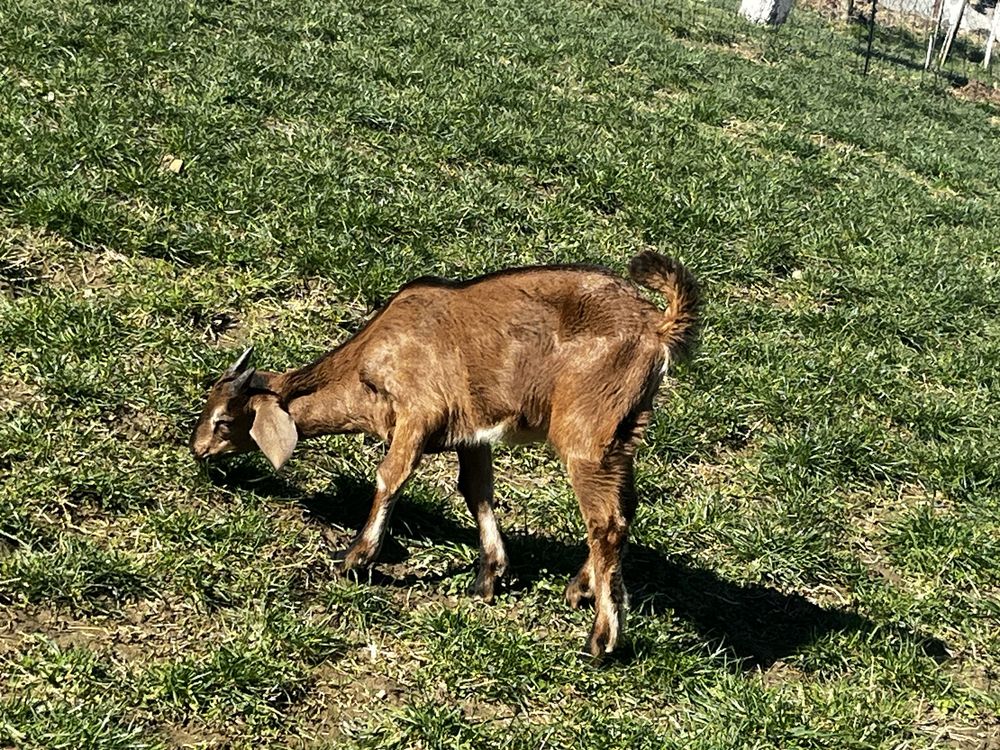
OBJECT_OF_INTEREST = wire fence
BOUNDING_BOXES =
[656,0,999,97]
[851,0,998,81]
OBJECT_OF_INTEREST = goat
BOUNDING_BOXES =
[190,251,698,657]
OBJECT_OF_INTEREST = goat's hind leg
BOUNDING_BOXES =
[564,558,594,609]
[458,445,508,601]
[564,431,642,611]
[566,450,636,659]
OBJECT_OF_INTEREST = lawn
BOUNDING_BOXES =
[1,0,999,747]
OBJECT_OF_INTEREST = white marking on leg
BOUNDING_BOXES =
[362,502,389,547]
[660,344,672,375]
[479,509,507,571]
[599,585,620,654]
[376,471,387,494]
[471,423,507,445]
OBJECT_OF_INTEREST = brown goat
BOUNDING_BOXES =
[190,251,698,657]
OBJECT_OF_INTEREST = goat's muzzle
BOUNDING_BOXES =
[190,440,211,462]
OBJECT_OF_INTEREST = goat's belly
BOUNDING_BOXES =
[501,427,547,445]
[445,421,547,449]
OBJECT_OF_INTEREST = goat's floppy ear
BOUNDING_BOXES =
[250,398,298,471]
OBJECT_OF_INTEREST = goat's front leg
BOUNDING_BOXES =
[336,425,425,571]
[457,445,508,601]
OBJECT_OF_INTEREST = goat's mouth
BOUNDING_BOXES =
[192,443,246,462]
[190,442,219,462]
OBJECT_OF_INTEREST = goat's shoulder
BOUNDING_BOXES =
[371,275,455,313]
[394,274,458,296]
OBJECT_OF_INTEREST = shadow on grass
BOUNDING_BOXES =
[865,48,971,86]
[209,463,948,671]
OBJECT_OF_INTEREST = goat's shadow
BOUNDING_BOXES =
[210,464,948,671]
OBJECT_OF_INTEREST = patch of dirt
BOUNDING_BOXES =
[758,658,810,686]
[263,117,303,143]
[951,79,1000,107]
[868,560,907,587]
[0,226,74,296]
[0,225,129,298]
[223,276,357,349]
[697,38,764,62]
[634,87,689,113]
[717,119,801,164]
[45,249,125,298]
[284,638,425,745]
[0,597,214,663]
[101,403,174,445]
[0,374,43,413]
[722,117,767,138]
[796,0,845,19]
[459,696,518,725]
[158,721,229,750]
[917,708,1000,750]
[945,653,997,694]
[847,483,951,590]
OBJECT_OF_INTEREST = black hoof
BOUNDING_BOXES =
[469,573,501,602]
[331,540,375,571]
[468,559,507,602]
[587,628,611,661]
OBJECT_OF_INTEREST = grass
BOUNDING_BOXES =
[1,0,999,746]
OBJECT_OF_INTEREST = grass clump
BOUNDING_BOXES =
[1,0,999,745]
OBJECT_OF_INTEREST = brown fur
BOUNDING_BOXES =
[190,251,699,658]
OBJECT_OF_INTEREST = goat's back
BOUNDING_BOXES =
[353,265,667,450]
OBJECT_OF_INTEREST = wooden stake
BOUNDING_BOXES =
[924,0,946,70]
[938,0,966,66]
[985,1,1000,68]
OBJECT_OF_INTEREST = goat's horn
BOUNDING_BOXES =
[229,367,257,394]
[225,346,254,376]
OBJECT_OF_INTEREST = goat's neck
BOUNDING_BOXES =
[269,347,386,440]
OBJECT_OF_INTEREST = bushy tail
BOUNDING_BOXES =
[628,251,700,362]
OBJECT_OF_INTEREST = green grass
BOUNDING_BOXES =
[2,0,999,747]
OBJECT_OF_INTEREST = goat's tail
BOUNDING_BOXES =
[628,251,700,363]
